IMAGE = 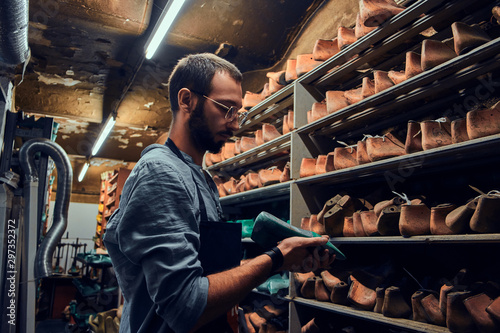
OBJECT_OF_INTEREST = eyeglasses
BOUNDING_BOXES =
[190,89,248,126]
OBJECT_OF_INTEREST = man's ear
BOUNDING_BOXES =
[178,88,196,115]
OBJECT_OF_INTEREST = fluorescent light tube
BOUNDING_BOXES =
[78,162,90,182]
[145,0,187,59]
[91,115,116,156]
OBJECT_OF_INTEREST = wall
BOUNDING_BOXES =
[47,201,98,273]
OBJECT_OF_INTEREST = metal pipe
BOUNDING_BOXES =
[19,138,73,278]
[0,0,30,65]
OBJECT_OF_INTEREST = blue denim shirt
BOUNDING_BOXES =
[104,143,223,333]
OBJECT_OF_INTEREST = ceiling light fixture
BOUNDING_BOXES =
[78,161,90,182]
[145,0,187,59]
[91,114,116,156]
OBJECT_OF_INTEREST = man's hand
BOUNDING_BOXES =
[276,236,335,273]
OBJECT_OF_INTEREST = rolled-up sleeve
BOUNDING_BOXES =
[115,160,208,333]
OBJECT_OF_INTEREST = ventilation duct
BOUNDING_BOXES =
[19,138,72,278]
[0,0,30,65]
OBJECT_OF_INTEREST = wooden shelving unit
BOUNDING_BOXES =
[94,168,131,249]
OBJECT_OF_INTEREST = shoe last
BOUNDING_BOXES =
[312,38,340,61]
[262,123,281,143]
[374,70,394,94]
[388,70,406,85]
[382,286,411,318]
[337,26,357,49]
[421,39,456,71]
[343,216,356,237]
[421,293,446,326]
[451,118,469,144]
[318,194,343,224]
[399,203,431,236]
[411,290,431,323]
[464,293,499,333]
[347,275,377,310]
[320,270,342,290]
[299,158,317,178]
[285,59,298,83]
[359,210,379,236]
[344,86,364,105]
[240,136,258,152]
[466,101,500,140]
[452,22,491,55]
[333,145,358,170]
[493,6,500,25]
[374,196,405,217]
[310,101,328,123]
[330,281,350,305]
[301,318,320,333]
[365,133,406,162]
[486,296,500,322]
[255,129,264,146]
[245,172,262,191]
[300,277,317,299]
[282,114,290,135]
[405,51,423,79]
[430,203,456,235]
[352,211,368,237]
[314,277,331,301]
[315,154,330,175]
[210,151,223,164]
[234,139,241,155]
[326,90,349,114]
[359,0,405,27]
[309,214,326,235]
[445,197,478,234]
[376,205,401,236]
[279,162,290,183]
[204,152,213,167]
[439,283,455,317]
[324,195,356,237]
[223,178,238,195]
[356,139,371,165]
[287,110,294,131]
[296,54,323,77]
[242,91,265,110]
[420,117,453,150]
[374,287,385,313]
[355,12,377,38]
[446,291,475,332]
[223,141,235,160]
[258,167,282,187]
[470,191,500,233]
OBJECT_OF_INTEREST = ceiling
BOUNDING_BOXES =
[0,0,362,201]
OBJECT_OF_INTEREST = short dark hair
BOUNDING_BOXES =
[168,53,242,116]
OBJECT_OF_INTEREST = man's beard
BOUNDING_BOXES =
[188,103,229,153]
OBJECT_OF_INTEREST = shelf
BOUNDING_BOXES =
[107,182,117,195]
[292,298,450,333]
[207,132,291,173]
[236,85,294,136]
[330,233,500,244]
[295,134,500,187]
[298,37,500,136]
[108,172,119,184]
[220,181,290,206]
[105,197,116,207]
[297,0,454,87]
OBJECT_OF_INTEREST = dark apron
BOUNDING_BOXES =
[166,139,241,333]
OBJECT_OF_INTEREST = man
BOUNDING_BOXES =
[103,53,334,332]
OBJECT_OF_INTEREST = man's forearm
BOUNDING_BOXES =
[192,254,273,331]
